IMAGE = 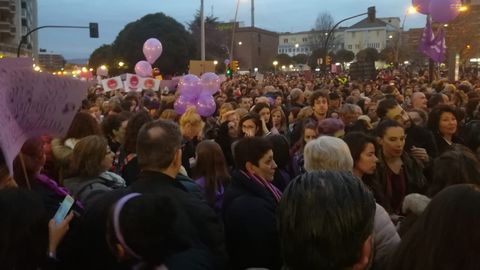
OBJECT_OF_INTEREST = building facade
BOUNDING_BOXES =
[277,28,346,57]
[0,0,37,58]
[233,26,278,71]
[344,17,400,56]
[38,52,65,71]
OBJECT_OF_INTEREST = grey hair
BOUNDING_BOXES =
[304,136,354,172]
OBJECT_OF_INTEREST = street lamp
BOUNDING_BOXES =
[238,41,243,46]
[395,6,417,65]
[118,61,125,67]
[273,60,278,73]
[213,60,218,65]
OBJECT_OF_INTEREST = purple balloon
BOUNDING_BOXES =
[174,95,197,115]
[179,74,201,98]
[134,61,152,77]
[143,38,163,64]
[200,72,220,95]
[196,94,216,117]
[429,0,461,23]
[413,0,431,15]
[224,59,230,65]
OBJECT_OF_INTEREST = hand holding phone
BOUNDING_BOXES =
[53,195,75,225]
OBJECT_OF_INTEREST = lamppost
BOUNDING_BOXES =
[230,0,241,62]
[395,6,417,65]
[294,43,299,57]
[322,7,376,73]
[273,60,278,73]
[200,0,205,61]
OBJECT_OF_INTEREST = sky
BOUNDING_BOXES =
[38,0,427,60]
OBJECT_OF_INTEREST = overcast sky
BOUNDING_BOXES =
[38,0,427,59]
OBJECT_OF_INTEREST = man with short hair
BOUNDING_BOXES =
[411,92,428,111]
[278,171,376,270]
[130,120,227,267]
[309,90,329,122]
[289,88,305,109]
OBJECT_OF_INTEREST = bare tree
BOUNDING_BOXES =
[309,11,335,51]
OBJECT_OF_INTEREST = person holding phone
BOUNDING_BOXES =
[0,189,73,269]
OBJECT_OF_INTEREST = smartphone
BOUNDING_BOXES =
[53,195,75,224]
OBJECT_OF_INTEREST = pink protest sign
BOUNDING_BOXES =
[0,58,88,174]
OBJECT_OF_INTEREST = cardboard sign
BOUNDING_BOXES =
[123,81,141,93]
[101,76,122,92]
[0,58,88,174]
[126,73,141,89]
[140,77,161,91]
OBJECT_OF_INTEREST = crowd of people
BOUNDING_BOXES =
[1,67,480,270]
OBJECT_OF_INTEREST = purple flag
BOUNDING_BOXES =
[419,16,447,63]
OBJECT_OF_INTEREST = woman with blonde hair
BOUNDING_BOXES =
[179,107,204,176]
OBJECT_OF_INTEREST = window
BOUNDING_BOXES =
[348,44,352,49]
[288,48,292,52]
[278,49,282,53]
[284,38,288,43]
[302,37,308,42]
[355,44,360,49]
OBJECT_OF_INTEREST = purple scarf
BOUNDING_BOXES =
[241,171,282,204]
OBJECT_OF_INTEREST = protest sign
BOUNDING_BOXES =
[0,58,88,174]
[101,76,122,92]
[140,77,161,91]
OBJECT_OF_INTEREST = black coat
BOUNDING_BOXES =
[222,170,282,270]
[405,125,438,158]
[129,171,227,269]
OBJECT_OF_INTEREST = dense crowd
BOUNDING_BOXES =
[1,67,480,270]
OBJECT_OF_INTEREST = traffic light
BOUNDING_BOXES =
[326,55,331,65]
[226,64,232,78]
[89,22,99,38]
[367,6,376,23]
[232,60,239,71]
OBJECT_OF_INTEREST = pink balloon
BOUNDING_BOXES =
[413,0,431,15]
[196,94,216,117]
[200,72,220,95]
[143,38,163,64]
[429,0,461,23]
[134,61,152,77]
[179,74,201,98]
[174,95,197,115]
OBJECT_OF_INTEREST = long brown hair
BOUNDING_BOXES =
[193,140,230,206]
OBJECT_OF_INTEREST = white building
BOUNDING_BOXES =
[0,0,38,58]
[344,17,400,56]
[278,28,346,57]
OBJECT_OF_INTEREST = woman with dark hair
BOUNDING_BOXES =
[428,145,480,197]
[389,184,480,270]
[0,189,73,270]
[50,112,102,182]
[267,135,294,191]
[367,120,426,215]
[239,112,264,137]
[101,112,132,155]
[290,120,318,175]
[343,132,379,180]
[116,111,152,185]
[223,137,282,270]
[252,103,273,135]
[193,140,231,214]
[427,105,464,155]
[64,135,125,208]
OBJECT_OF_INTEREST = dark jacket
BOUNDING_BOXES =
[405,125,438,158]
[364,152,427,214]
[129,170,227,269]
[460,120,480,153]
[432,132,465,155]
[222,170,281,270]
